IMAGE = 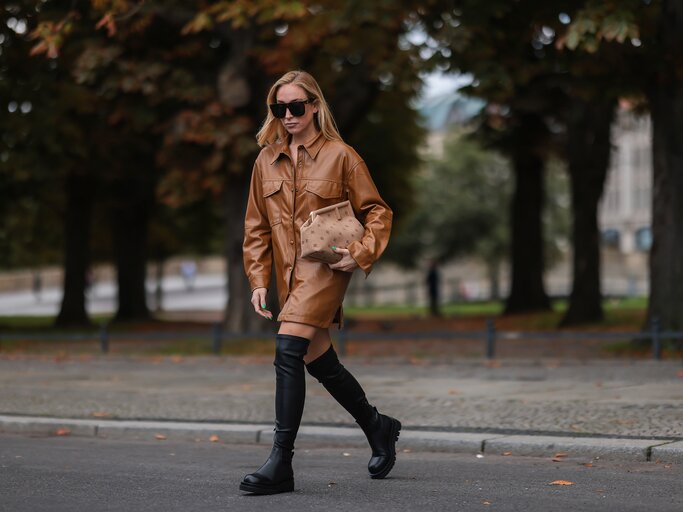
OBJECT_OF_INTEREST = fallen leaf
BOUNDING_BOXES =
[581,463,594,468]
[554,453,568,458]
[552,458,564,462]
[502,452,512,456]
[155,434,167,440]
[91,411,111,418]
[485,360,502,368]
[209,435,220,442]
[676,370,683,378]
[448,389,460,395]
[402,449,412,453]
[170,355,183,363]
[482,500,492,506]
[549,480,574,486]
[55,428,71,436]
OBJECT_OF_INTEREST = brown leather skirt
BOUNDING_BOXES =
[276,256,351,329]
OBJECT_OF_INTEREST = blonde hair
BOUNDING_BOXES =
[256,70,343,147]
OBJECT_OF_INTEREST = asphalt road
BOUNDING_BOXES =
[1,434,681,512]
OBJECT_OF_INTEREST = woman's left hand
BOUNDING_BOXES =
[328,247,358,272]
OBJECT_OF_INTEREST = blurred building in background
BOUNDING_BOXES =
[599,106,652,255]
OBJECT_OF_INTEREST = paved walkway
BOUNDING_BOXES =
[1,355,682,462]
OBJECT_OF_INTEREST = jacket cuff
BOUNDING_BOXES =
[249,274,270,291]
[347,241,374,277]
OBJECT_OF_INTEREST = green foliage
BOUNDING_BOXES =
[388,130,511,267]
[560,0,646,51]
[9,0,427,271]
[0,3,89,269]
[348,87,425,224]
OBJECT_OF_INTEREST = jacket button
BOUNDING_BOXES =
[289,240,294,244]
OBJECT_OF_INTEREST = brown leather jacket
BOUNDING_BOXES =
[243,132,392,326]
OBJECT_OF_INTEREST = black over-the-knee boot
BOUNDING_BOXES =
[306,345,401,479]
[239,334,310,494]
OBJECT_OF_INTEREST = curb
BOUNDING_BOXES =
[0,415,679,463]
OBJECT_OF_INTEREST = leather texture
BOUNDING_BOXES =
[243,131,392,328]
[300,200,365,264]
[239,446,294,495]
[306,345,401,479]
[361,411,402,479]
[240,334,309,494]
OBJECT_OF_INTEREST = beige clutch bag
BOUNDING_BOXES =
[300,201,365,263]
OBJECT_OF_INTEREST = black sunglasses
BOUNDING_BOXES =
[269,99,314,118]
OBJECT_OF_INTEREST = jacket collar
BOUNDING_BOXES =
[270,131,326,164]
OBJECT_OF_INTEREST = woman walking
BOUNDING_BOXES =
[241,70,401,494]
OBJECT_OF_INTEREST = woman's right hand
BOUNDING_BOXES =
[250,287,273,320]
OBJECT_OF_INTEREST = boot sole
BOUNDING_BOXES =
[370,418,401,480]
[239,479,294,495]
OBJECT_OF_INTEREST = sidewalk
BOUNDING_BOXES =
[1,354,682,462]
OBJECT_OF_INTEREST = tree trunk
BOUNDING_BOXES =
[560,97,615,326]
[223,173,273,333]
[111,171,155,321]
[55,172,94,327]
[504,128,551,313]
[646,0,683,337]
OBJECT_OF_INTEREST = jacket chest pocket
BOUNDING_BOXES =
[263,180,285,226]
[304,180,344,209]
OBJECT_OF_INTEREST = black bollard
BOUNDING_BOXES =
[212,322,223,355]
[485,318,496,359]
[651,317,662,360]
[99,323,109,354]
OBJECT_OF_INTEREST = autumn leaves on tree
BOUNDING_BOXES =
[2,0,682,335]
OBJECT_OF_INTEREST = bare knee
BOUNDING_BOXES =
[304,329,332,364]
[278,321,318,341]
